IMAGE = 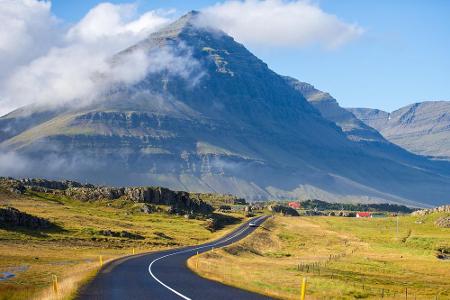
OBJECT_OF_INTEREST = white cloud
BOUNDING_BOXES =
[0,0,363,116]
[66,3,169,44]
[199,0,364,49]
[0,1,173,116]
[2,46,139,110]
[0,0,60,81]
[1,43,201,112]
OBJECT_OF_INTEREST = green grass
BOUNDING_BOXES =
[0,188,245,299]
[189,214,450,299]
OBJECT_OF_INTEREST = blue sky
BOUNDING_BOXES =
[50,0,450,112]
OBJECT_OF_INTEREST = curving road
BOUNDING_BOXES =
[77,215,271,300]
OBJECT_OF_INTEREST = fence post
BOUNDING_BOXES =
[301,277,307,300]
[132,248,135,255]
[99,255,103,267]
[52,274,58,294]
[196,251,199,269]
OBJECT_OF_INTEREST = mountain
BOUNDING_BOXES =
[283,78,440,162]
[283,77,386,143]
[1,11,450,207]
[349,101,450,160]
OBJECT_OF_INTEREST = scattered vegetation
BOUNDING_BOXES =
[189,213,450,299]
[0,181,246,300]
[295,199,415,213]
[190,192,247,207]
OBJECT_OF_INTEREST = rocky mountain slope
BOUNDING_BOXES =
[349,101,450,160]
[284,77,385,143]
[284,77,450,188]
[1,12,450,206]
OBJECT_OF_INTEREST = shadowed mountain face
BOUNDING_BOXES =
[284,77,386,143]
[1,12,450,206]
[349,101,450,161]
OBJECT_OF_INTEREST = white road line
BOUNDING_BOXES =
[148,216,266,300]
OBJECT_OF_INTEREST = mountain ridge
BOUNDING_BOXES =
[349,101,450,160]
[1,12,450,207]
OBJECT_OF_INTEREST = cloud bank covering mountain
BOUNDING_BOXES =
[0,0,363,116]
[1,2,450,208]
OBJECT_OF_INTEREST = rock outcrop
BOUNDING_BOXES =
[0,177,213,216]
[21,178,89,190]
[268,205,300,216]
[64,186,213,215]
[0,207,54,229]
[0,178,26,194]
[411,205,450,216]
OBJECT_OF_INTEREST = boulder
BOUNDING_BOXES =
[139,203,157,214]
[204,218,218,231]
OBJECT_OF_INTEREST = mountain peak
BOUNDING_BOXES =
[150,10,201,39]
[3,10,450,207]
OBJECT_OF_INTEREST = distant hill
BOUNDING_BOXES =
[349,101,450,160]
[2,12,450,206]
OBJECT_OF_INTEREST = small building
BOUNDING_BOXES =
[356,212,372,218]
[288,202,301,209]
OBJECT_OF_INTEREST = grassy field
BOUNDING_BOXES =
[188,214,450,299]
[0,189,245,300]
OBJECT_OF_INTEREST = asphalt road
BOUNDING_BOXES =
[77,215,272,300]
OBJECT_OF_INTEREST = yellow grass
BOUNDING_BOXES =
[33,261,98,300]
[0,190,245,300]
[188,214,450,299]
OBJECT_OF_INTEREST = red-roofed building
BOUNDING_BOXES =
[288,202,301,209]
[356,212,372,218]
